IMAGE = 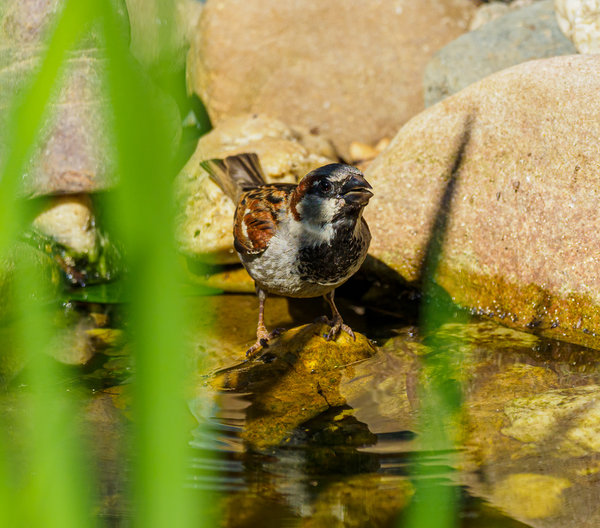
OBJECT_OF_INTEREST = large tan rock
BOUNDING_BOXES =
[187,0,476,159]
[174,114,336,263]
[364,54,600,349]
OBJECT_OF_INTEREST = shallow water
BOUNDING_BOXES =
[181,293,600,527]
[3,292,600,527]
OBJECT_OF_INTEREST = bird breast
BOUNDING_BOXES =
[240,215,371,298]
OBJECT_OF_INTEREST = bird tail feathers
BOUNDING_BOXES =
[200,153,266,202]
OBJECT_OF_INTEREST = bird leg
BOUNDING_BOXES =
[321,290,355,341]
[246,287,285,358]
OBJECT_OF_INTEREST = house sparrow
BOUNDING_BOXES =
[201,153,372,357]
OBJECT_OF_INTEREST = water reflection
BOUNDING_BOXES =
[4,295,600,527]
[191,308,600,527]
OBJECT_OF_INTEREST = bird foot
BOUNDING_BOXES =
[246,327,286,359]
[314,316,356,342]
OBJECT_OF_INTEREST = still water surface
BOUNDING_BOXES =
[4,292,600,527]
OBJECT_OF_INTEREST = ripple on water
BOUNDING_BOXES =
[186,318,600,527]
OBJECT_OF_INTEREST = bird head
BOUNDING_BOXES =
[290,164,373,227]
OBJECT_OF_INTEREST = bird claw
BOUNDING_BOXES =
[317,315,356,342]
[325,322,356,342]
[246,327,286,359]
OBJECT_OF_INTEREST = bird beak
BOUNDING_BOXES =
[340,174,373,206]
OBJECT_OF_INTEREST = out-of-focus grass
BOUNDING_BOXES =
[0,1,211,526]
[0,3,97,527]
[100,1,213,526]
[403,285,467,528]
[403,204,468,525]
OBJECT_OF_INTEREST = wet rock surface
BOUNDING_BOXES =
[302,474,414,528]
[339,320,600,526]
[191,305,600,527]
[501,385,600,457]
[6,293,600,526]
[365,54,600,349]
[211,323,376,450]
[187,0,475,159]
[424,0,576,107]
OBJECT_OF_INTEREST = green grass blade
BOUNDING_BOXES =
[98,2,213,527]
[14,242,96,527]
[0,1,94,252]
[0,2,99,526]
[403,165,468,527]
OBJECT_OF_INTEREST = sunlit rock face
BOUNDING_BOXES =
[186,0,476,159]
[364,54,600,349]
[555,0,600,53]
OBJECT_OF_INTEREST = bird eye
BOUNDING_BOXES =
[318,180,333,194]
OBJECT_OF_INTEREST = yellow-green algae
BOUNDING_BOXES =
[436,261,600,350]
[186,294,295,380]
[182,258,255,293]
[502,385,600,457]
[491,473,571,520]
[212,323,376,450]
[462,363,559,464]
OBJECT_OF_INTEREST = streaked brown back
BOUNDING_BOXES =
[233,185,293,255]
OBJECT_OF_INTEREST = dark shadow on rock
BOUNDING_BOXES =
[285,256,422,344]
[417,113,474,288]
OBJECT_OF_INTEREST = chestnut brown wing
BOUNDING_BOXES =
[233,186,292,255]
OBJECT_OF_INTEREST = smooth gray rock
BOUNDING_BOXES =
[424,0,577,107]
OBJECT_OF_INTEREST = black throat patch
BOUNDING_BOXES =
[296,223,366,285]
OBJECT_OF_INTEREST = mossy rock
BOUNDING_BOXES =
[212,323,376,450]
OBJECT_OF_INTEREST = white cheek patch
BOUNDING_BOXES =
[293,196,345,245]
[298,196,343,224]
